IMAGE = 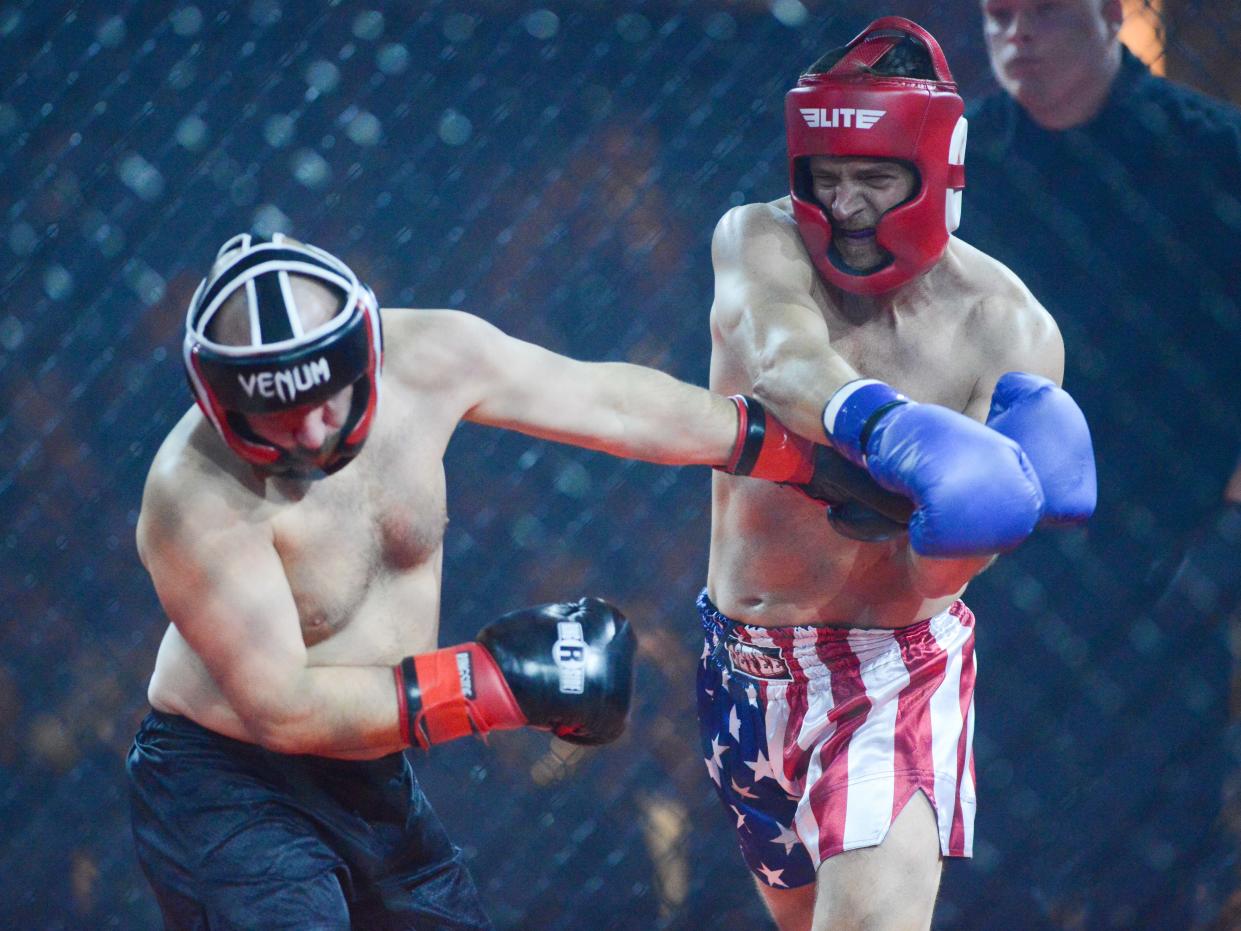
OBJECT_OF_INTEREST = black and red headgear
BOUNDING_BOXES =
[182,233,383,474]
[785,16,967,294]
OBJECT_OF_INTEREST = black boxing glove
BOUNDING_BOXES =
[394,597,636,749]
[797,444,914,542]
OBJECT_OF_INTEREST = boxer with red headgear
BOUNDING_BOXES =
[703,17,1095,930]
[786,16,967,295]
[128,231,754,928]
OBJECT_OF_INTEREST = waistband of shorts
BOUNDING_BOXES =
[697,589,973,679]
[137,710,408,775]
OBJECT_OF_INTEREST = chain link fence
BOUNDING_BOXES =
[1,1,1238,928]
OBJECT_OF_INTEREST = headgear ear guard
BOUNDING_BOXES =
[785,16,967,295]
[183,233,384,474]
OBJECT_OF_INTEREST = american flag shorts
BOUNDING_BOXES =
[696,590,977,889]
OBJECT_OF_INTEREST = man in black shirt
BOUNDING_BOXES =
[959,0,1241,923]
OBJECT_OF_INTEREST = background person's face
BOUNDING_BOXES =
[982,0,1121,116]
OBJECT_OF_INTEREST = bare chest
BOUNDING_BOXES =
[824,310,979,410]
[269,440,447,645]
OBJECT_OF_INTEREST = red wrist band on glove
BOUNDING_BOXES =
[722,396,815,484]
[395,644,527,749]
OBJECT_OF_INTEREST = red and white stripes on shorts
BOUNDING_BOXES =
[696,591,977,883]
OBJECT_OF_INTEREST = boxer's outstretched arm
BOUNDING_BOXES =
[420,310,738,466]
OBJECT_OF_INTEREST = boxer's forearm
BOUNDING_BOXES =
[749,340,860,444]
[206,664,406,759]
[520,359,738,466]
[601,363,739,466]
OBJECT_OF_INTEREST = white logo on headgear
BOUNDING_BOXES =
[238,357,332,404]
[800,107,886,129]
[552,620,587,694]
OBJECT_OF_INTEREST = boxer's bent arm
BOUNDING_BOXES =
[446,312,737,466]
[709,204,858,442]
[138,480,406,758]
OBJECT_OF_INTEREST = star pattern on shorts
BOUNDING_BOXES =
[730,777,758,800]
[699,618,816,890]
[709,734,727,770]
[757,863,787,887]
[744,748,775,783]
[704,754,721,787]
[770,821,800,855]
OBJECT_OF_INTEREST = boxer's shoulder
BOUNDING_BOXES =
[714,199,801,250]
[138,424,258,567]
[712,201,817,316]
[379,308,504,387]
[146,410,252,501]
[934,240,1060,358]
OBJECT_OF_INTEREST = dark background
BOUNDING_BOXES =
[2,1,1238,928]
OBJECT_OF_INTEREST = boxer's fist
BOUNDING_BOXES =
[795,443,914,540]
[478,598,634,745]
[823,380,1045,556]
[396,598,635,749]
[986,372,1096,525]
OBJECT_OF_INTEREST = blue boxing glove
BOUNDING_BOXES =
[823,380,1045,556]
[985,372,1097,525]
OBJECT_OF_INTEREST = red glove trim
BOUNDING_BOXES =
[724,395,753,473]
[396,644,529,749]
[413,649,476,745]
[723,395,815,484]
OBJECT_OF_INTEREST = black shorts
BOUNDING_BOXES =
[127,711,491,930]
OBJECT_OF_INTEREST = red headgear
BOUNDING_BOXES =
[785,17,967,294]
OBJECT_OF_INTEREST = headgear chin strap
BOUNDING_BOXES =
[183,233,384,475]
[785,16,967,295]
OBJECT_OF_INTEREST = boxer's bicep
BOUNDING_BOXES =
[712,211,859,440]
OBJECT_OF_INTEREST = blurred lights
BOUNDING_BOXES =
[304,59,341,94]
[174,114,208,150]
[290,148,332,188]
[352,11,384,42]
[438,108,473,146]
[96,15,125,48]
[524,9,559,41]
[170,6,204,37]
[262,113,297,148]
[770,0,808,29]
[376,43,410,75]
[117,153,165,201]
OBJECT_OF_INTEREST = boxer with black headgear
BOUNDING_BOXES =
[182,233,383,475]
[127,231,752,929]
[703,17,1096,930]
